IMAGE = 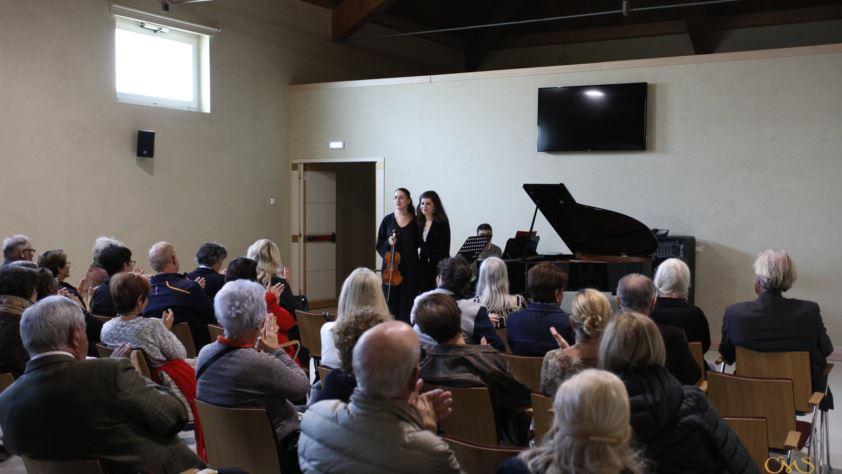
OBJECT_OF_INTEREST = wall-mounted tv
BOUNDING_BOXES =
[537,82,648,152]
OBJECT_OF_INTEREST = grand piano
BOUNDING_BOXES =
[504,183,658,295]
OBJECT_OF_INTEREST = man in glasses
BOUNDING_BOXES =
[2,234,36,266]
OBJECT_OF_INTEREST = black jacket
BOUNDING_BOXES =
[657,322,702,386]
[186,267,226,301]
[652,297,711,354]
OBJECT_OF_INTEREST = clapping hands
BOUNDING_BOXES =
[409,379,453,432]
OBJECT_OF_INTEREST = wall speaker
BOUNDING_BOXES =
[137,130,155,158]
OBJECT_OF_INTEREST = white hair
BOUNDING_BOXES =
[20,296,85,356]
[148,241,175,272]
[753,249,796,293]
[214,280,267,338]
[353,321,419,398]
[653,258,691,299]
[476,257,522,317]
[3,234,30,261]
[92,236,124,264]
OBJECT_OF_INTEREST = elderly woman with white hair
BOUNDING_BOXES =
[651,258,711,353]
[474,256,526,328]
[196,279,310,473]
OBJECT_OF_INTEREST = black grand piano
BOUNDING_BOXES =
[504,183,658,295]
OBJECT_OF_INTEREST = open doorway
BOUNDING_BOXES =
[290,158,384,309]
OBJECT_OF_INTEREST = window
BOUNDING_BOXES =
[114,16,210,112]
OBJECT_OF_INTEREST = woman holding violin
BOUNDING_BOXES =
[417,190,451,293]
[376,188,420,323]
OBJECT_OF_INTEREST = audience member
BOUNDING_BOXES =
[79,236,123,302]
[474,256,526,328]
[506,262,574,356]
[0,296,203,473]
[720,249,834,409]
[476,223,502,260]
[540,288,611,397]
[1,235,35,265]
[144,242,214,349]
[247,238,299,315]
[299,321,461,473]
[34,267,58,300]
[197,280,309,473]
[499,369,646,474]
[599,312,757,473]
[187,242,228,301]
[652,258,711,353]
[417,293,531,445]
[616,273,701,385]
[90,244,133,316]
[0,265,38,376]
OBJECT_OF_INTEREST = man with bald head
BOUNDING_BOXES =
[616,273,701,385]
[143,241,214,348]
[298,321,462,474]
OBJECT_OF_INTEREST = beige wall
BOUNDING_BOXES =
[288,45,842,350]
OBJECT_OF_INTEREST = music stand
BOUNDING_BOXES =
[457,235,492,263]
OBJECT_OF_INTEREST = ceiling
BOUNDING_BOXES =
[302,0,842,71]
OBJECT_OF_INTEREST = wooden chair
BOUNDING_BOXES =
[196,400,281,474]
[443,435,523,474]
[317,365,332,383]
[171,322,197,358]
[296,310,334,360]
[500,353,543,393]
[724,417,769,469]
[208,323,224,340]
[531,392,553,445]
[22,457,104,474]
[91,315,112,324]
[95,343,112,358]
[426,385,497,445]
[0,372,15,393]
[688,341,705,384]
[132,349,153,379]
[495,327,510,353]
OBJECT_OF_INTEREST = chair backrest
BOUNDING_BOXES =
[443,435,523,474]
[531,392,553,445]
[132,349,153,379]
[426,385,497,445]
[296,310,329,359]
[196,400,281,473]
[688,341,705,383]
[92,315,112,324]
[734,346,812,413]
[500,353,543,393]
[724,417,769,469]
[22,457,105,474]
[495,327,510,353]
[0,372,15,393]
[95,343,112,358]
[171,322,197,358]
[707,371,795,450]
[317,365,332,383]
[208,324,224,341]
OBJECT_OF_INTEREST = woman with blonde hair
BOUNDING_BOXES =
[474,257,526,327]
[247,239,298,315]
[500,369,645,474]
[540,289,611,396]
[320,267,391,369]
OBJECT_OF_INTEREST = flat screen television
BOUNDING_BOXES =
[537,82,648,152]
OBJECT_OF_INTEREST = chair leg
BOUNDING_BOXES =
[822,409,831,473]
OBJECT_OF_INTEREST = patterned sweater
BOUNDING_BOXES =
[101,316,186,366]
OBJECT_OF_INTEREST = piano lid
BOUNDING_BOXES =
[523,183,657,257]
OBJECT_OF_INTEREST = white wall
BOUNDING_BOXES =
[289,45,842,350]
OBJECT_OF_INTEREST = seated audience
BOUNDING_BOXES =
[411,256,505,352]
[476,223,503,260]
[79,236,123,303]
[320,267,391,369]
[499,369,646,474]
[0,265,38,376]
[187,242,228,301]
[417,293,531,446]
[91,244,133,317]
[652,258,711,353]
[0,296,203,473]
[599,312,757,473]
[299,321,461,473]
[2,234,35,265]
[720,249,834,410]
[541,288,611,397]
[474,256,526,328]
[507,262,574,356]
[34,267,58,300]
[248,238,298,315]
[144,242,214,349]
[616,273,701,385]
[197,280,309,473]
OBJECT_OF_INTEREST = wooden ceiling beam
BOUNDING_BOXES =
[332,0,398,41]
[372,14,465,49]
[685,7,713,55]
[299,0,341,9]
[464,0,526,71]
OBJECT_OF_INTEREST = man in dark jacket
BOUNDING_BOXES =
[90,244,133,317]
[186,242,227,301]
[506,262,575,356]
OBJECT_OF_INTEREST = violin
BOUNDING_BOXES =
[383,230,403,298]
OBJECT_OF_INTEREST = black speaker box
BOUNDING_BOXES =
[137,130,155,158]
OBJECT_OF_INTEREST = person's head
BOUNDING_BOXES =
[333,306,392,373]
[353,321,421,399]
[35,268,59,300]
[753,249,797,293]
[528,262,568,304]
[3,234,34,263]
[196,242,228,271]
[20,296,88,360]
[37,249,70,281]
[92,236,124,266]
[476,223,493,237]
[599,312,666,373]
[0,264,39,302]
[393,188,414,215]
[214,279,267,339]
[246,239,283,286]
[570,289,612,342]
[110,272,151,315]
[416,190,447,223]
[98,245,133,276]
[523,369,644,474]
[653,258,691,299]
[224,257,258,282]
[148,241,178,273]
[336,268,390,322]
[415,293,462,344]
[475,257,514,313]
[615,274,656,315]
[436,256,473,294]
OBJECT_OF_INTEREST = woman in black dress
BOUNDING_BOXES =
[376,188,420,323]
[416,190,451,293]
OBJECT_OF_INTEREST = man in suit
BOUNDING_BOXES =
[616,273,701,385]
[0,296,203,473]
[720,249,834,409]
[186,241,228,301]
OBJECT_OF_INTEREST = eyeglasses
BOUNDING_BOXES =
[23,248,36,253]
[129,260,136,267]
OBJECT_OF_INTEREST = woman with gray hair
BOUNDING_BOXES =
[474,256,526,328]
[196,279,310,474]
[651,258,711,353]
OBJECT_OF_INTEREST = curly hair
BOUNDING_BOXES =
[570,289,612,341]
[333,306,392,374]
